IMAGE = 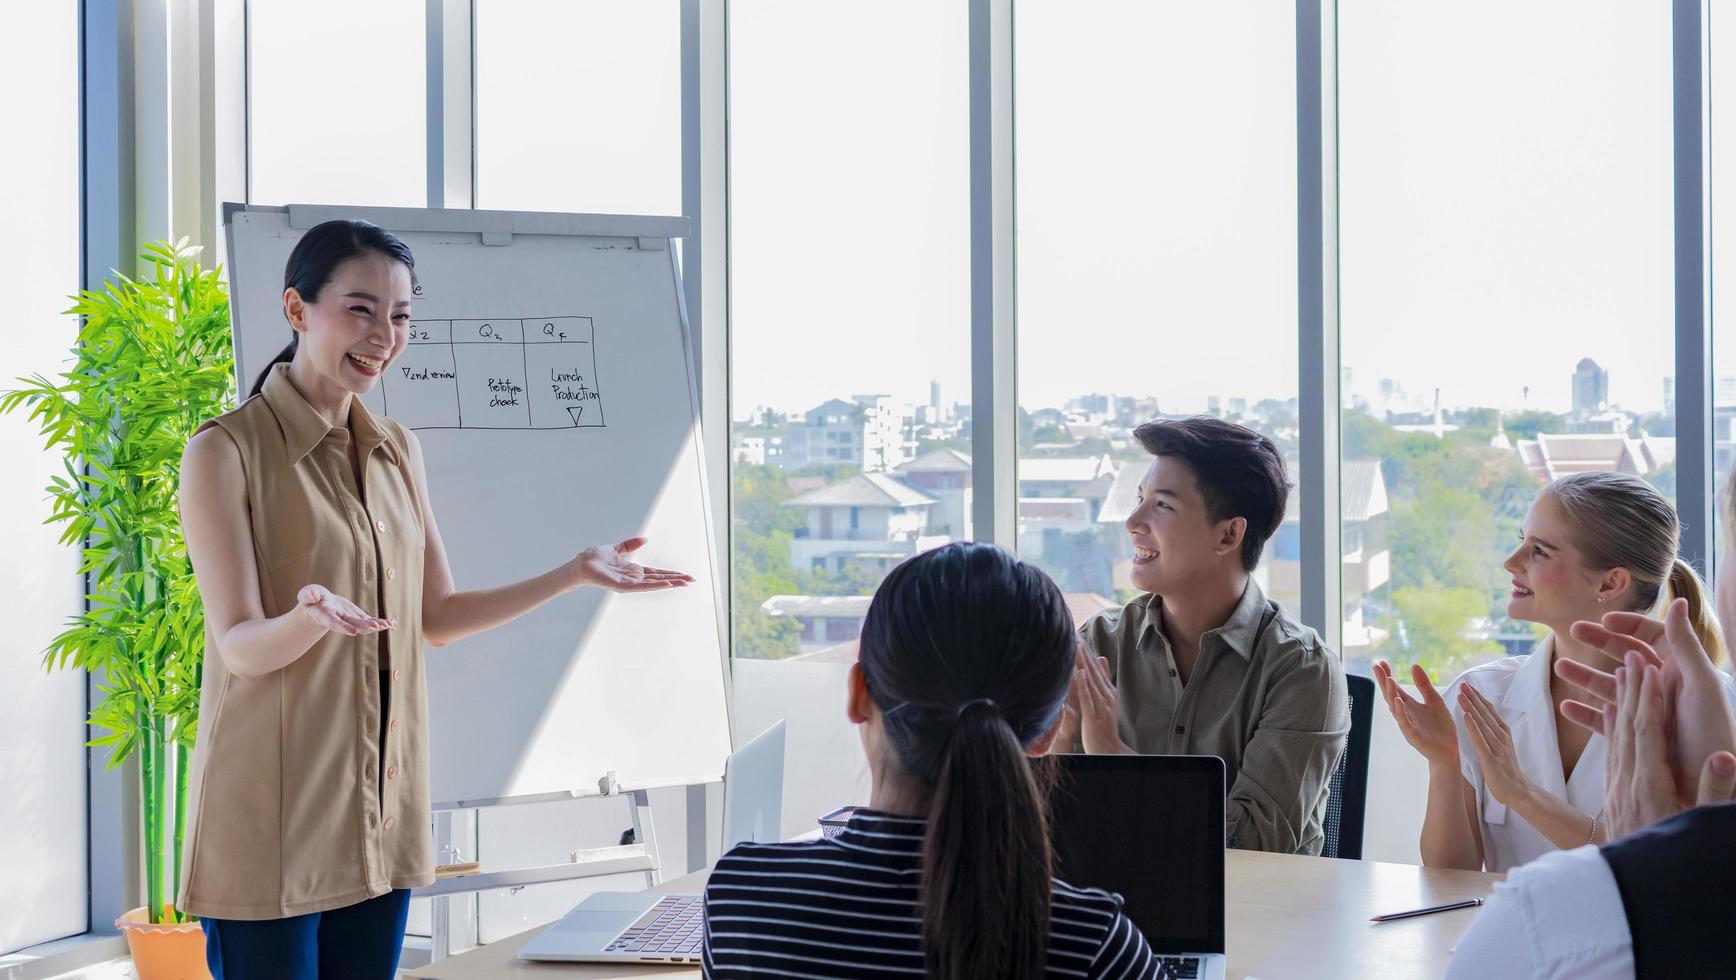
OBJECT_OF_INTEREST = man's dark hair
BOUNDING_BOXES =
[1131,416,1290,572]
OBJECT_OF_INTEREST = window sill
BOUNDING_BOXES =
[0,933,129,980]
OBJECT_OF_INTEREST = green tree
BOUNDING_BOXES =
[1505,409,1568,441]
[730,464,804,659]
[1389,586,1502,677]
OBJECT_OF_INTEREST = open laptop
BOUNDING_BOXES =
[1049,754,1228,980]
[516,721,786,965]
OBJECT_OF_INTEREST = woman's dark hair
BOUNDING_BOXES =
[1132,416,1291,572]
[248,219,417,398]
[857,542,1075,980]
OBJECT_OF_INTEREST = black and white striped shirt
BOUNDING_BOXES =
[702,809,1161,978]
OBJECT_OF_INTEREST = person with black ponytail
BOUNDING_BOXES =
[702,543,1161,979]
[177,219,692,979]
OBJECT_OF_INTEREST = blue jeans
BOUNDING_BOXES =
[200,888,411,980]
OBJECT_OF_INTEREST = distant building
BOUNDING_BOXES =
[891,448,973,538]
[1017,497,1100,562]
[784,472,941,574]
[761,595,873,652]
[1265,460,1392,661]
[1020,455,1117,504]
[1572,358,1610,417]
[1514,432,1675,483]
[734,436,767,467]
[779,396,909,473]
[1565,410,1632,435]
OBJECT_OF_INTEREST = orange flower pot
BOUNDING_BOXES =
[116,908,212,980]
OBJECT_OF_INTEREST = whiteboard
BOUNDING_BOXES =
[224,204,731,807]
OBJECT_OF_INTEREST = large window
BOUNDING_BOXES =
[1339,0,1674,677]
[475,1,680,215]
[1013,3,1299,621]
[727,0,970,831]
[0,4,88,956]
[249,0,427,207]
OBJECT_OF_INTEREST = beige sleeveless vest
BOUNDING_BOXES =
[179,364,433,919]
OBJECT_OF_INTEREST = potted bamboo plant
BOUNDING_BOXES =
[2,240,233,978]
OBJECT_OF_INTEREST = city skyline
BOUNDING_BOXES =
[732,355,1686,425]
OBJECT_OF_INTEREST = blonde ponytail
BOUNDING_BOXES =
[1666,558,1726,666]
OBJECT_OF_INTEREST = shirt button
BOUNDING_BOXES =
[376,519,387,533]
[392,668,402,682]
[1168,669,1177,677]
[384,817,396,831]
[389,719,399,733]
[1174,725,1186,735]
[387,567,397,580]
[387,766,399,780]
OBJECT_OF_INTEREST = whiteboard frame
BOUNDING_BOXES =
[220,202,736,802]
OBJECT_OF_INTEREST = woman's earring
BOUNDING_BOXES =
[1597,596,1606,605]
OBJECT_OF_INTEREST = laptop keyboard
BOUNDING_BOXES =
[1159,956,1202,979]
[604,896,704,957]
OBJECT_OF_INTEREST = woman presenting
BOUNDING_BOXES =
[176,219,691,979]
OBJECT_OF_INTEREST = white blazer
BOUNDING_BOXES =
[1444,638,1603,873]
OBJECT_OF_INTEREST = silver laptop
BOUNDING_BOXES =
[1050,754,1229,980]
[516,721,786,964]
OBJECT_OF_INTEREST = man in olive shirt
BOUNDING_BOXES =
[1065,417,1349,855]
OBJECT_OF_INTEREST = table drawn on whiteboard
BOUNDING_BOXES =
[360,315,608,430]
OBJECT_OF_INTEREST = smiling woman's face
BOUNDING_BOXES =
[1502,493,1623,628]
[284,251,414,396]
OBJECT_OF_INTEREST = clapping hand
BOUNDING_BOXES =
[1075,645,1133,755]
[297,583,394,636]
[572,537,695,593]
[1458,685,1539,808]
[1563,598,1736,809]
[1373,660,1460,768]
[1600,652,1736,839]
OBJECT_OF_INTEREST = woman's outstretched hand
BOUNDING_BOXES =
[297,584,395,636]
[1374,660,1460,768]
[571,537,695,593]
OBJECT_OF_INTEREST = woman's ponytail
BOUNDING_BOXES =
[248,338,297,398]
[1548,473,1725,665]
[922,703,1052,980]
[1666,557,1726,666]
[856,543,1075,980]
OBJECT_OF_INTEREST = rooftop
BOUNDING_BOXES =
[784,472,937,509]
[761,595,874,619]
[893,447,973,473]
[1515,432,1675,482]
[1020,455,1116,485]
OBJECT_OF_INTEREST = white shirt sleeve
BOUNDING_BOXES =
[1445,845,1634,980]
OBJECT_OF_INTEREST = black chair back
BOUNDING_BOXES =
[1321,673,1375,860]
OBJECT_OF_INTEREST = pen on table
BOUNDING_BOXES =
[1370,898,1483,923]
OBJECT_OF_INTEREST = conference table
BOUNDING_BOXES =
[407,850,1503,980]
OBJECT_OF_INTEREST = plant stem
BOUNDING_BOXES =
[172,728,189,923]
[141,706,161,924]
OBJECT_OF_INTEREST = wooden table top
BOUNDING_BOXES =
[407,850,1503,980]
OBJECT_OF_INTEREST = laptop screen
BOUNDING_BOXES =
[1046,754,1226,954]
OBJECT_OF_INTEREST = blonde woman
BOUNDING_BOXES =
[1374,472,1724,872]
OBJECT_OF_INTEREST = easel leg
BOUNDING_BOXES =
[629,789,662,887]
